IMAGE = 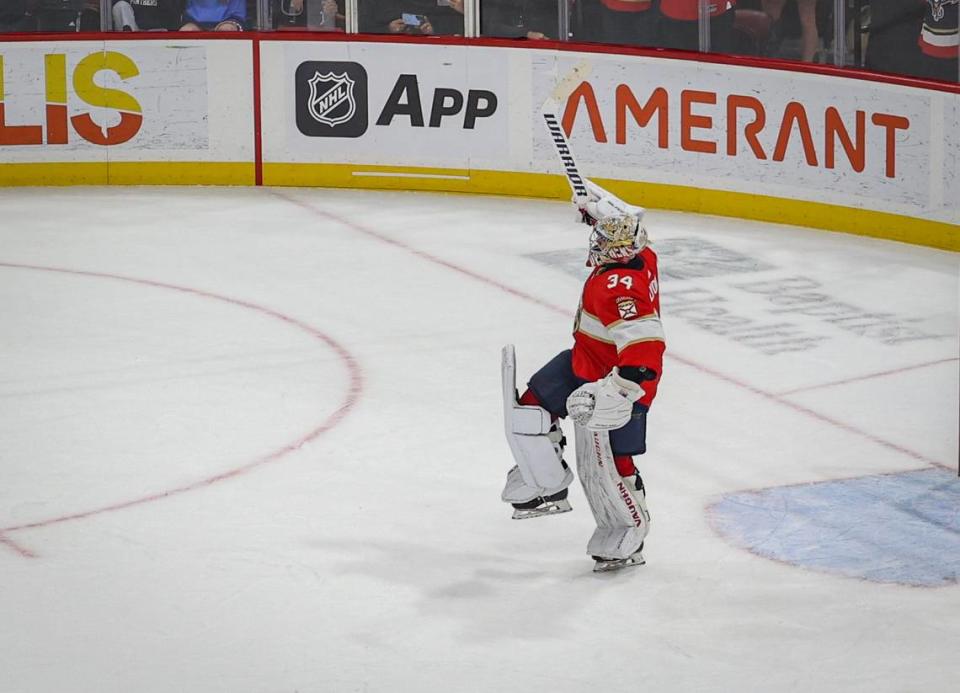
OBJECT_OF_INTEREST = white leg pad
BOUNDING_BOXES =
[500,345,573,503]
[574,424,650,559]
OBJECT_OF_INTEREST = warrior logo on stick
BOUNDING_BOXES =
[542,111,589,198]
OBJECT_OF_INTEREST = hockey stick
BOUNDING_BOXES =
[540,62,648,229]
[540,61,593,199]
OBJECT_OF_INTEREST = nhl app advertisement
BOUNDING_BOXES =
[264,42,510,169]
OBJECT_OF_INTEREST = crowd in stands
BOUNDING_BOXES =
[354,0,557,39]
[0,1,100,32]
[0,1,251,32]
[0,1,954,81]
[274,0,340,30]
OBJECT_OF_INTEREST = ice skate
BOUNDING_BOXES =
[592,544,645,573]
[511,488,572,520]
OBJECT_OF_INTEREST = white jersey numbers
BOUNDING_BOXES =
[605,273,633,291]
[648,276,659,303]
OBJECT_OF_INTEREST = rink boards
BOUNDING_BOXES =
[0,34,957,250]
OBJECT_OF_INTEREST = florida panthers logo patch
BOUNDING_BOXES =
[616,297,638,320]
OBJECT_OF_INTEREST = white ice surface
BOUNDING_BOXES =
[0,187,958,693]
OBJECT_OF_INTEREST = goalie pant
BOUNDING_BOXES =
[520,352,647,477]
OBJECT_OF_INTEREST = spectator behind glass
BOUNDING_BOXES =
[274,0,341,30]
[480,0,558,40]
[863,0,925,77]
[918,0,959,81]
[113,0,181,31]
[361,0,464,35]
[34,0,100,31]
[762,0,819,62]
[180,0,246,30]
[0,1,36,32]
[658,0,737,52]
[595,0,658,47]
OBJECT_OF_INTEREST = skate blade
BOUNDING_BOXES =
[592,554,646,573]
[511,499,572,520]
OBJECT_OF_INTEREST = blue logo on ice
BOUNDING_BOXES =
[708,468,960,587]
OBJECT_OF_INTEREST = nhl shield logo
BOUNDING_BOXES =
[296,61,368,138]
[307,71,356,126]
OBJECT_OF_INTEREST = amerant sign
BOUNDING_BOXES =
[559,80,910,179]
[532,53,952,218]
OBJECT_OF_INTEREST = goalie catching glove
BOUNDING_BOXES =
[566,369,645,431]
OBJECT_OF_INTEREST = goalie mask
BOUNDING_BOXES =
[587,213,648,267]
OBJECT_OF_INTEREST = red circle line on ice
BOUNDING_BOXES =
[0,261,363,556]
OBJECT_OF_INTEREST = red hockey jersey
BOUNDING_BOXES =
[571,247,665,409]
[599,0,653,12]
[659,0,735,21]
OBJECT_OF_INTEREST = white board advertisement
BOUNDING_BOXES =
[0,39,252,164]
[259,41,512,171]
[261,40,957,228]
[529,51,958,224]
[0,36,954,237]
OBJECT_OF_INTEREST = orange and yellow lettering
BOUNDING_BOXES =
[824,107,865,173]
[773,102,818,166]
[71,51,142,146]
[871,113,909,179]
[71,112,143,146]
[616,85,668,148]
[44,54,68,145]
[680,90,716,154]
[0,56,44,146]
[562,81,607,143]
[726,94,766,159]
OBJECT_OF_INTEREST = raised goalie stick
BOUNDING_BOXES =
[540,61,593,199]
[541,108,588,199]
[540,62,647,229]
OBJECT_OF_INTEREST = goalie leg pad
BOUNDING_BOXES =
[501,345,574,504]
[575,425,650,560]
